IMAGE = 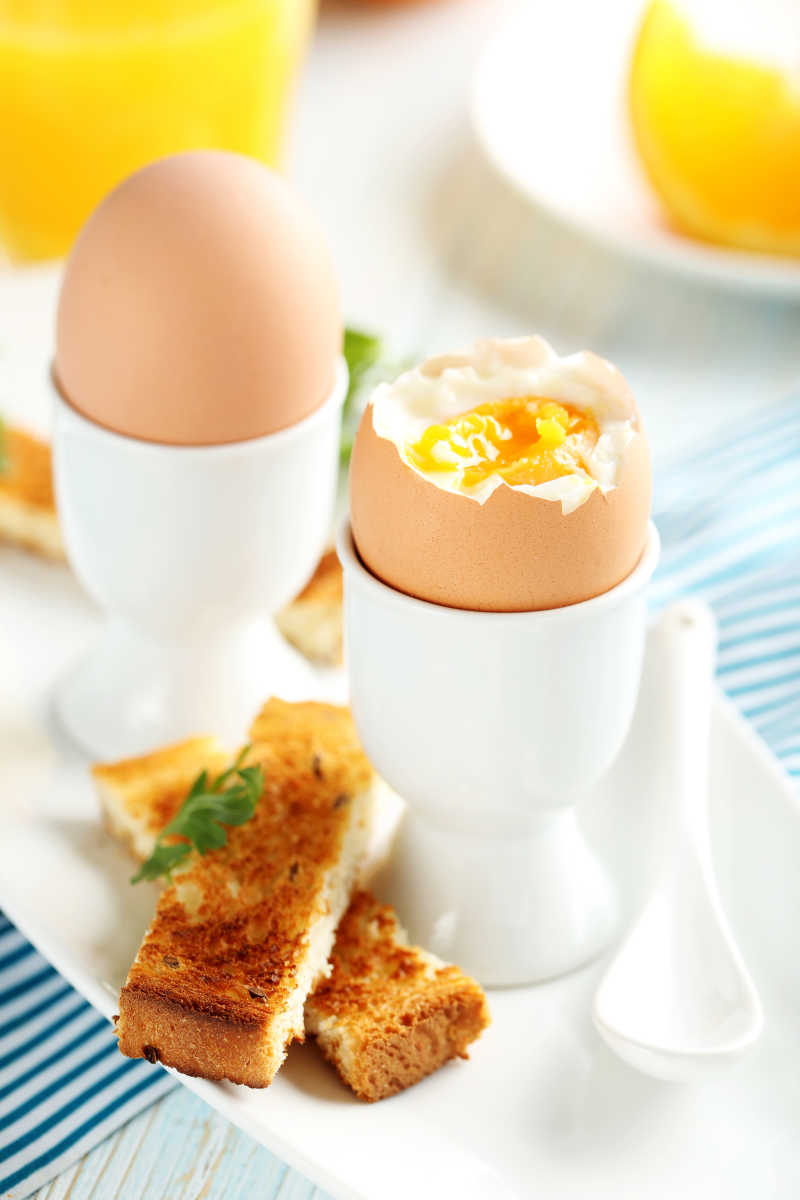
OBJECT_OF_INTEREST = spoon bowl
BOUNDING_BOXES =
[594,855,764,1081]
[592,600,764,1081]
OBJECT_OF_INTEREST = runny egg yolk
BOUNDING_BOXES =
[406,397,600,488]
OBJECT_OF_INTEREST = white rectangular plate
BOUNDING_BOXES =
[2,545,800,1200]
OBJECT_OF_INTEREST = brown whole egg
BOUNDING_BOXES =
[54,150,341,446]
[349,337,652,612]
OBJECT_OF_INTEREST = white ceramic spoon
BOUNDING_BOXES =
[593,599,764,1082]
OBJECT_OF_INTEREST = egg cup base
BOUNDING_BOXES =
[375,806,618,987]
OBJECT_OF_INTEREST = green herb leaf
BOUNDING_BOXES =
[0,417,8,476]
[130,842,192,884]
[131,746,263,885]
[343,328,383,395]
[203,744,250,794]
[340,327,409,466]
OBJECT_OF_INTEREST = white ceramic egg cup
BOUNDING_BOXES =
[52,360,347,760]
[339,519,660,986]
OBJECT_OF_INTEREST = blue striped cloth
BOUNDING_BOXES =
[650,394,800,782]
[1,395,798,1200]
[0,913,175,1199]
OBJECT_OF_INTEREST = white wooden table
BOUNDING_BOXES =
[13,1,799,1196]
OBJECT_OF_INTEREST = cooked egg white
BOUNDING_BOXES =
[371,337,638,514]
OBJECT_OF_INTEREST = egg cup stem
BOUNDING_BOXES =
[378,807,618,986]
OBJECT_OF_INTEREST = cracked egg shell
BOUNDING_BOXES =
[349,350,652,613]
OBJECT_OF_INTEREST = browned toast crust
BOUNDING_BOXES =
[97,702,489,1099]
[288,548,342,607]
[0,426,63,559]
[306,891,490,1101]
[113,701,374,1087]
[116,985,274,1084]
[0,427,54,509]
[275,549,343,666]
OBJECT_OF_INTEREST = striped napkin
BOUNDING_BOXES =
[1,395,798,1200]
[0,913,175,1199]
[650,395,800,782]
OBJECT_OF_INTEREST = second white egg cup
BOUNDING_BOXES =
[52,360,347,760]
[339,519,660,986]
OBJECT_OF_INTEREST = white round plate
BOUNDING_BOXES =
[472,0,800,296]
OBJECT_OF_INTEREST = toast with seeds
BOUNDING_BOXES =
[0,425,64,560]
[95,699,489,1098]
[99,701,375,1087]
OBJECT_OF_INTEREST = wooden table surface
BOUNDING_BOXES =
[21,1,800,1197]
[31,1090,327,1200]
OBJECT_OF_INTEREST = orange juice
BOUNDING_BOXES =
[0,0,315,261]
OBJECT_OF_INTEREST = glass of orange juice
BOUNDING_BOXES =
[0,0,316,261]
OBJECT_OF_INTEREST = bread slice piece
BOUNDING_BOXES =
[95,736,230,863]
[102,701,375,1087]
[0,425,64,560]
[275,548,343,666]
[305,891,490,1101]
[95,699,490,1098]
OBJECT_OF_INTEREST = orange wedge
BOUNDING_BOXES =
[629,0,800,257]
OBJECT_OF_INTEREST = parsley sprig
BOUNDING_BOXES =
[131,746,263,885]
[343,328,383,399]
[0,417,8,475]
[340,328,408,465]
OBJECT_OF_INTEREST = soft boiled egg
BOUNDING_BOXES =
[54,150,341,446]
[349,336,651,611]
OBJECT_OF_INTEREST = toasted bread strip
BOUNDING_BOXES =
[0,426,64,560]
[275,548,343,666]
[95,736,230,863]
[305,891,489,1102]
[95,700,490,1099]
[102,702,375,1087]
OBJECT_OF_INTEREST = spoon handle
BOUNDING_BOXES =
[651,600,718,853]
